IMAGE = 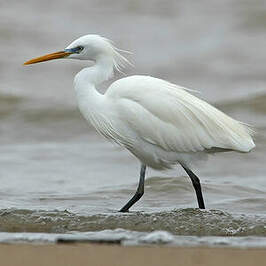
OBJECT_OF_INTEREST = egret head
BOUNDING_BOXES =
[24,34,130,71]
[64,35,116,61]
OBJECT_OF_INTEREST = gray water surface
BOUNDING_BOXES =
[0,0,266,246]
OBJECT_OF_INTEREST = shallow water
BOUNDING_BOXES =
[0,208,265,237]
[0,0,266,246]
[1,230,266,248]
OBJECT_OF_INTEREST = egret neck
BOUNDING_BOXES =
[74,55,114,86]
[73,54,114,130]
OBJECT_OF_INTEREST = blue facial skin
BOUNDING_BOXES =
[64,46,84,54]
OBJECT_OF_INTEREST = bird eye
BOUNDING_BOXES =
[75,46,84,53]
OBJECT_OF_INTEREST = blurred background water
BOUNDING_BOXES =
[0,0,266,244]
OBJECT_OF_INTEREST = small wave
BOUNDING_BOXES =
[0,92,24,118]
[0,208,265,236]
[217,93,266,114]
[0,229,266,248]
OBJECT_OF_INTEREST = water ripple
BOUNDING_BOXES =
[0,208,265,236]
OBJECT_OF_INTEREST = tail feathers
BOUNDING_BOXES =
[224,122,255,152]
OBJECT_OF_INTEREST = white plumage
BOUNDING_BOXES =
[24,34,255,211]
[105,76,254,169]
[67,35,254,170]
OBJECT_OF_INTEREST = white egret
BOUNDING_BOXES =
[24,34,255,212]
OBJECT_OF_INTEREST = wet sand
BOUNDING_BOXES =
[0,243,265,266]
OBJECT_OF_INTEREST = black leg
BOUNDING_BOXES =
[181,166,205,209]
[119,164,146,212]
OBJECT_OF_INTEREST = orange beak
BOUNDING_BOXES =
[24,51,72,65]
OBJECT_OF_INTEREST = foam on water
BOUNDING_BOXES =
[0,209,265,237]
[0,230,266,248]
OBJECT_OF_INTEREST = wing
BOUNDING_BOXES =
[106,75,255,153]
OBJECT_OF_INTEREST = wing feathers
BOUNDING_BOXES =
[107,75,255,153]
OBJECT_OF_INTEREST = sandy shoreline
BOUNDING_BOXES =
[0,243,264,266]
